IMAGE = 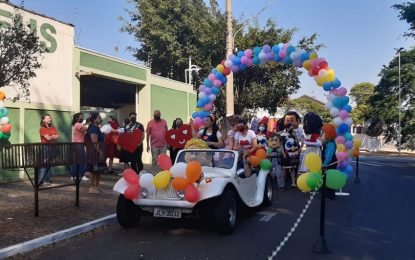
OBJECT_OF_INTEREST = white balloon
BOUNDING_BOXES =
[100,124,112,135]
[170,162,187,178]
[209,94,216,102]
[0,101,4,110]
[333,117,343,126]
[0,116,9,125]
[258,52,266,61]
[198,92,206,99]
[224,59,233,68]
[140,173,155,189]
[345,118,353,126]
[325,102,333,110]
[318,69,327,77]
[327,93,335,102]
[330,108,339,117]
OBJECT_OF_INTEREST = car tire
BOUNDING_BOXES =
[116,194,141,228]
[262,175,273,207]
[214,190,238,234]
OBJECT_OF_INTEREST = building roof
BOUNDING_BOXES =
[296,94,325,105]
[1,1,74,27]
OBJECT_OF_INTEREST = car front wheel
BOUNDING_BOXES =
[116,194,141,228]
[262,175,273,206]
[214,190,238,234]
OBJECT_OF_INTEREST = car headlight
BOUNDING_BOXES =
[176,190,185,200]
[140,188,148,198]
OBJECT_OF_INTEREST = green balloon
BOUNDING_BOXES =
[0,132,3,139]
[326,169,347,189]
[306,172,322,190]
[260,159,272,170]
[3,132,11,139]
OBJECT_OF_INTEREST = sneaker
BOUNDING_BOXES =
[291,183,297,188]
[82,176,89,181]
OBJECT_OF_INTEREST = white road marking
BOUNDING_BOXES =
[360,161,411,167]
[257,211,277,222]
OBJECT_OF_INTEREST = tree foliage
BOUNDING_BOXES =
[0,11,46,102]
[393,1,415,39]
[284,96,331,123]
[369,48,415,150]
[122,1,322,116]
[349,82,375,125]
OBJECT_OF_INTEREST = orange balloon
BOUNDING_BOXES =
[249,156,261,167]
[353,150,360,157]
[172,177,188,191]
[255,149,266,160]
[186,161,202,183]
[0,91,5,100]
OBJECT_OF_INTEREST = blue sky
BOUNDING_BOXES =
[9,0,415,102]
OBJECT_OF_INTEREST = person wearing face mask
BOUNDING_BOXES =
[169,118,184,164]
[146,110,168,166]
[256,116,270,149]
[85,113,105,193]
[233,118,258,177]
[118,112,145,173]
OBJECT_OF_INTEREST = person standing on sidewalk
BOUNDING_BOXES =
[146,110,168,165]
[39,114,59,185]
[71,112,89,181]
[105,115,119,174]
[119,112,145,173]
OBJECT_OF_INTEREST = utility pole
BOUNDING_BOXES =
[225,0,234,116]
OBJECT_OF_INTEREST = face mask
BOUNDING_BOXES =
[130,117,137,123]
[238,126,245,132]
[176,122,182,128]
[154,115,161,120]
[78,118,83,123]
[259,126,265,132]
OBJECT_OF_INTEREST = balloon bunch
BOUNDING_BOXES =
[297,153,347,192]
[123,169,141,200]
[0,91,12,141]
[247,149,272,171]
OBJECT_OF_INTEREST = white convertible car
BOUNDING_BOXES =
[113,150,274,234]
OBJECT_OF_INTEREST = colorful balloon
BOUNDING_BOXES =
[186,161,202,183]
[304,153,322,172]
[172,177,188,191]
[153,170,172,189]
[157,154,172,171]
[184,184,200,203]
[297,173,311,192]
[123,169,139,184]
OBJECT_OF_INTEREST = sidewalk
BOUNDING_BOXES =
[360,148,415,157]
[0,163,158,250]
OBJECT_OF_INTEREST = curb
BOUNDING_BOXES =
[0,214,116,259]
[360,150,415,157]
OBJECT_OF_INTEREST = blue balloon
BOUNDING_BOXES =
[287,45,296,54]
[253,57,260,65]
[284,56,292,65]
[237,50,244,57]
[253,46,261,55]
[332,78,341,88]
[197,100,205,108]
[212,87,220,95]
[272,45,280,53]
[344,165,353,175]
[204,79,212,88]
[338,124,349,134]
[344,132,353,141]
[192,112,199,119]
[274,55,282,62]
[300,52,309,62]
[221,77,228,84]
[342,104,352,113]
[233,57,241,65]
[323,82,332,91]
[2,108,8,116]
[215,72,224,79]
[240,64,247,70]
[212,68,218,74]
[333,96,349,108]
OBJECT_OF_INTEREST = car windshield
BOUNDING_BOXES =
[176,150,235,169]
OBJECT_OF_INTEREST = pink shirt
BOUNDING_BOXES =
[146,119,168,148]
[72,123,86,143]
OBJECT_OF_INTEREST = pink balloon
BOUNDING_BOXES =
[279,50,287,59]
[339,110,349,120]
[247,59,253,66]
[193,117,203,130]
[208,73,215,82]
[123,169,139,184]
[244,49,253,57]
[204,103,213,111]
[185,184,200,203]
[311,59,319,68]
[157,154,172,170]
[336,152,347,161]
[213,80,222,87]
[337,87,347,96]
[330,89,337,95]
[336,136,346,144]
[240,56,248,64]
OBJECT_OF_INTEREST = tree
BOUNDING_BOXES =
[284,96,331,123]
[369,48,415,150]
[349,82,375,125]
[0,10,46,102]
[122,1,322,116]
[393,1,415,39]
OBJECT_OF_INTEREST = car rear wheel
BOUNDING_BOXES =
[214,190,238,234]
[116,194,141,228]
[262,175,273,207]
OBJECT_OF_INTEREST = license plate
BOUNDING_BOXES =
[153,208,182,218]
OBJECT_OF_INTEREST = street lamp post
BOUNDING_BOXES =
[396,47,404,156]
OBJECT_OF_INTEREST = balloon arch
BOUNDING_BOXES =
[192,43,362,191]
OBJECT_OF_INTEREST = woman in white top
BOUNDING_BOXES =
[233,118,258,177]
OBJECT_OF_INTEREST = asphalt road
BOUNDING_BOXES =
[17,156,415,260]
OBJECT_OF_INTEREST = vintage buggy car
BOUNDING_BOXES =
[113,149,274,234]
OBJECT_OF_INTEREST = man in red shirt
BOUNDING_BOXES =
[39,114,59,184]
[146,110,168,165]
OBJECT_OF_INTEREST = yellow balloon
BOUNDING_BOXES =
[303,60,312,70]
[337,144,345,152]
[305,153,322,172]
[326,69,335,82]
[153,170,172,189]
[354,138,362,148]
[195,108,201,112]
[216,64,224,73]
[316,77,325,86]
[309,52,318,60]
[297,173,311,192]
